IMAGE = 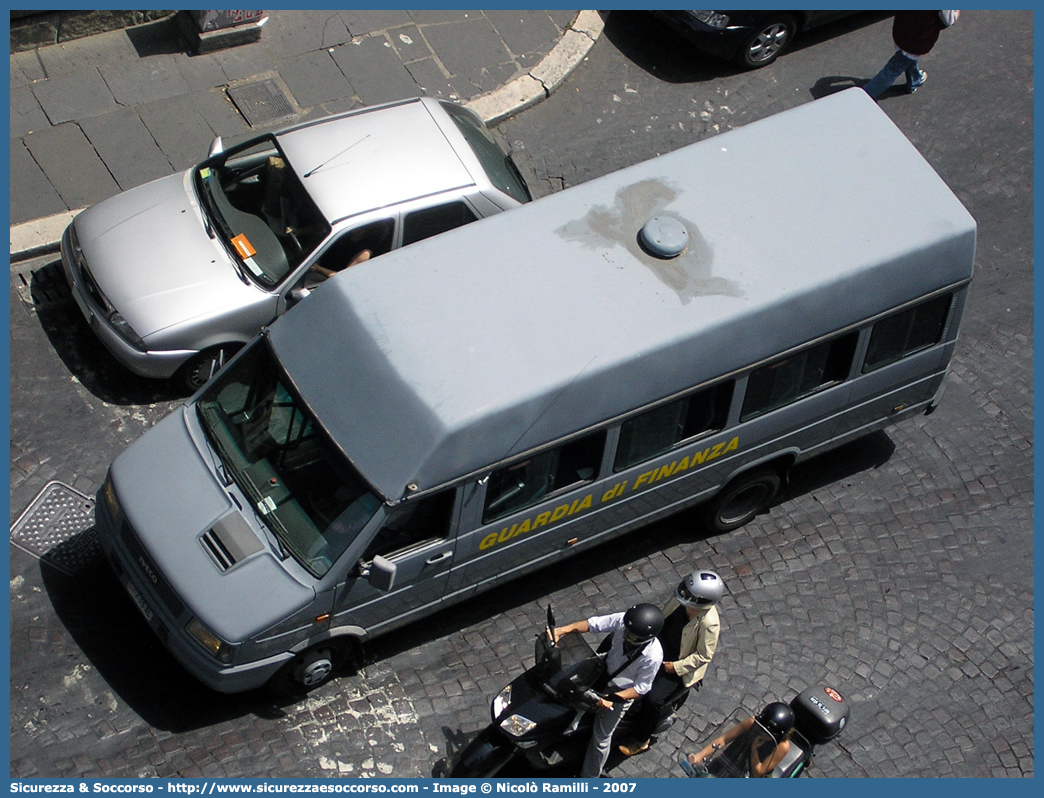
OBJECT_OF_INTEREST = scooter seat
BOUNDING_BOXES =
[770,741,806,778]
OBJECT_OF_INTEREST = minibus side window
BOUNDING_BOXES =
[862,294,952,373]
[483,431,607,523]
[614,382,734,472]
[362,489,455,562]
[741,333,858,422]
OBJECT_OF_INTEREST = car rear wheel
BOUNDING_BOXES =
[736,15,797,69]
[178,345,240,393]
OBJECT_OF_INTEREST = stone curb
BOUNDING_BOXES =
[8,10,605,265]
[464,9,604,126]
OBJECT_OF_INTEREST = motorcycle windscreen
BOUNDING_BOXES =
[690,710,781,778]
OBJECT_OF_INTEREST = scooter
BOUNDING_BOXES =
[450,606,688,777]
[679,686,850,778]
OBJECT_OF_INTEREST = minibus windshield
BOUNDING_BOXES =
[195,342,380,578]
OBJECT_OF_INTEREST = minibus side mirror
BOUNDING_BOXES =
[367,554,397,592]
[208,136,224,158]
[288,286,311,306]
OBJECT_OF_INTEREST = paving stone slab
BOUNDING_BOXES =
[276,49,357,109]
[337,8,414,36]
[9,85,50,139]
[137,94,219,171]
[80,108,175,190]
[260,9,353,60]
[330,37,423,107]
[23,123,120,211]
[421,16,513,83]
[486,9,565,62]
[31,67,118,125]
[99,54,192,106]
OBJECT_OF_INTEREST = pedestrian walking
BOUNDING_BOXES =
[863,11,960,99]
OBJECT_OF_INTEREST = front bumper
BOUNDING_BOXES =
[60,225,198,380]
[651,11,749,61]
[94,483,291,693]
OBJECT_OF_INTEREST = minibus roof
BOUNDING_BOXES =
[269,88,976,502]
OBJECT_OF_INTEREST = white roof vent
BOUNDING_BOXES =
[639,215,689,258]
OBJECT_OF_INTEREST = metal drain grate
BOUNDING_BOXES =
[12,262,73,315]
[11,481,101,575]
[227,79,296,127]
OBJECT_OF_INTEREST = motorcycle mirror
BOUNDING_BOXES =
[546,605,555,637]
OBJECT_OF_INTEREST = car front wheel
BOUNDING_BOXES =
[178,345,240,393]
[736,15,797,69]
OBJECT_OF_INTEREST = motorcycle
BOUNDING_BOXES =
[679,686,850,778]
[450,606,689,777]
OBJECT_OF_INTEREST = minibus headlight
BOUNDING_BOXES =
[186,618,235,664]
[101,476,121,524]
[492,685,512,717]
[499,712,536,738]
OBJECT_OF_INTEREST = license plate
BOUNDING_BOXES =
[69,284,94,326]
[124,579,154,622]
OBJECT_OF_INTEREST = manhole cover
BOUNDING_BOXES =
[227,79,296,127]
[11,481,101,575]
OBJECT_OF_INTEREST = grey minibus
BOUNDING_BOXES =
[95,88,976,694]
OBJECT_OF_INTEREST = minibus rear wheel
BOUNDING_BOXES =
[267,639,355,696]
[700,468,781,532]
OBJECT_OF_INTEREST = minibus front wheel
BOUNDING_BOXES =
[700,468,781,532]
[266,638,356,696]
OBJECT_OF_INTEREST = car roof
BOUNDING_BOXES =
[276,97,477,224]
[269,88,977,502]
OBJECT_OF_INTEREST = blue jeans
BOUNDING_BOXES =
[863,49,924,99]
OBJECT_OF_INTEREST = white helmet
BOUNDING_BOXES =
[676,569,724,607]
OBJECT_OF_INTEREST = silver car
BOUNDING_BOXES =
[60,97,531,391]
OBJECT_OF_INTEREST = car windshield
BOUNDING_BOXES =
[441,101,532,205]
[195,137,330,288]
[195,340,380,578]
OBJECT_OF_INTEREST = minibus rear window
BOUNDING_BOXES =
[863,294,951,373]
[741,333,858,422]
[195,342,380,578]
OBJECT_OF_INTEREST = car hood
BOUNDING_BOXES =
[74,172,258,339]
[110,408,315,643]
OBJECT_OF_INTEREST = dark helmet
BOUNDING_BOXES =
[622,603,664,645]
[676,569,725,608]
[757,702,795,741]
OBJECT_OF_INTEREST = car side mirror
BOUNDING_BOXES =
[208,136,224,158]
[367,555,397,592]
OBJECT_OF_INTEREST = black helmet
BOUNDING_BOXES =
[622,603,664,645]
[676,569,724,608]
[757,702,795,741]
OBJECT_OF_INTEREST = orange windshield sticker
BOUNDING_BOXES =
[231,234,257,260]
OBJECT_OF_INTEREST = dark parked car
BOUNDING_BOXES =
[652,10,859,69]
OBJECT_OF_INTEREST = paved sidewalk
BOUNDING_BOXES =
[9,9,604,260]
